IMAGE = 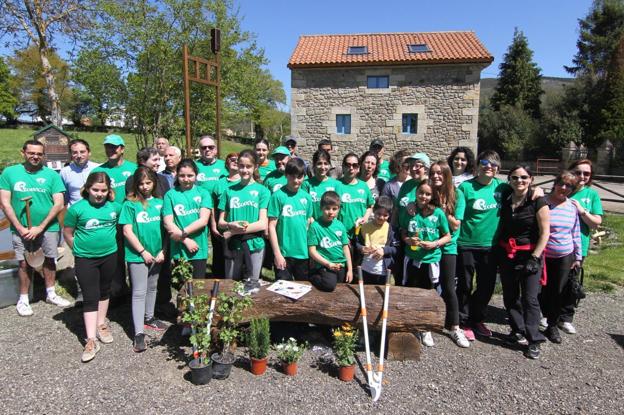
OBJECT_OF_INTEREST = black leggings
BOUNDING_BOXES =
[457,248,498,326]
[440,254,460,329]
[275,257,309,281]
[75,253,117,312]
[540,253,574,326]
[309,267,345,292]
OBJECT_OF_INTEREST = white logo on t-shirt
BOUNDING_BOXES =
[320,236,342,249]
[272,184,283,192]
[282,204,306,217]
[193,196,202,204]
[13,181,46,193]
[122,171,132,177]
[472,199,498,211]
[197,173,207,181]
[85,219,101,229]
[36,178,46,184]
[357,189,364,195]
[230,197,258,209]
[400,196,409,207]
[250,190,259,198]
[335,230,343,237]
[110,212,117,219]
[300,198,307,205]
[310,191,319,202]
[136,211,160,223]
[174,204,199,216]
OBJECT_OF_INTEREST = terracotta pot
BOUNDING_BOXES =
[282,361,298,376]
[338,364,355,382]
[250,356,268,376]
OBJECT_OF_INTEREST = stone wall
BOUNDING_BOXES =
[291,63,488,162]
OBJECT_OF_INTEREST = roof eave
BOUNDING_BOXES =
[288,57,494,70]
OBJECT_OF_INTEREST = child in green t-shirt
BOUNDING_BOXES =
[268,158,313,281]
[119,167,167,352]
[302,149,340,220]
[307,191,353,292]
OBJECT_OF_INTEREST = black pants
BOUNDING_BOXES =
[440,254,460,329]
[211,233,226,278]
[499,252,546,343]
[393,240,406,287]
[404,259,434,289]
[275,257,309,281]
[559,257,584,323]
[309,267,345,292]
[156,249,172,305]
[361,269,387,285]
[110,227,129,298]
[540,253,574,326]
[172,258,207,283]
[75,253,117,312]
[457,247,498,326]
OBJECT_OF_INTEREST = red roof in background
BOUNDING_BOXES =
[288,31,493,68]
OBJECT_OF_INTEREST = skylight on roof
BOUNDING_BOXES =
[408,44,431,53]
[347,46,368,55]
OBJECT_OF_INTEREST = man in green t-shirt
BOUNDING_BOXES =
[369,139,392,182]
[268,158,313,281]
[263,146,290,194]
[196,135,227,194]
[0,140,70,316]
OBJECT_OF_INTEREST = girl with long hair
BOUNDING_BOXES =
[302,149,340,220]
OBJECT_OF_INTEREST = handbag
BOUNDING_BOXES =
[567,266,586,306]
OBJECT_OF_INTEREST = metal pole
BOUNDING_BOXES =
[183,44,192,158]
[215,50,222,158]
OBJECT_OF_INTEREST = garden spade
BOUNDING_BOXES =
[205,281,220,336]
[21,196,44,272]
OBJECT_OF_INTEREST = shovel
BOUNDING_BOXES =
[21,196,44,272]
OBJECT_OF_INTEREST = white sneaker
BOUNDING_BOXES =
[46,295,71,308]
[539,317,548,331]
[445,328,470,348]
[16,302,33,317]
[558,322,577,334]
[420,331,435,347]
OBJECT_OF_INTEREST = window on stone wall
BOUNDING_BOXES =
[367,75,389,88]
[336,114,351,134]
[402,113,418,134]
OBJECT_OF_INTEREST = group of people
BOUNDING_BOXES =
[0,133,602,362]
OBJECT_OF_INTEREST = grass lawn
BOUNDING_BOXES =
[0,126,248,168]
[583,213,624,292]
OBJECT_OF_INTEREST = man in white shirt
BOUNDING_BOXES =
[60,139,100,206]
[154,137,169,173]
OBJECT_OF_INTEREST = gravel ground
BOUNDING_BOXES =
[1,289,623,415]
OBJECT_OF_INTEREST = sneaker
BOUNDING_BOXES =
[16,302,33,317]
[445,328,470,348]
[525,343,540,359]
[420,331,435,347]
[461,326,476,341]
[81,338,101,362]
[473,322,492,337]
[545,326,562,344]
[506,331,529,346]
[539,317,548,331]
[46,295,71,308]
[558,322,576,335]
[244,279,261,295]
[97,322,114,344]
[144,318,167,331]
[133,333,147,353]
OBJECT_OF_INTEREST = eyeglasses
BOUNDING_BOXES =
[411,163,425,169]
[574,170,591,177]
[227,157,238,163]
[556,181,575,188]
[343,162,359,168]
[510,175,530,181]
[200,145,216,150]
[479,159,499,168]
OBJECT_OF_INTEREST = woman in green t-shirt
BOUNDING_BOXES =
[64,172,121,363]
[254,138,275,183]
[218,150,269,294]
[119,167,167,352]
[302,149,340,220]
[162,159,211,279]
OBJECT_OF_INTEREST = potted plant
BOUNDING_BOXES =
[212,281,253,380]
[247,317,271,375]
[332,323,359,381]
[275,337,307,376]
[174,259,213,385]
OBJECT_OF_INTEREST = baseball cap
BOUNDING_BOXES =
[406,152,430,168]
[283,136,298,146]
[103,134,125,147]
[271,146,291,157]
[369,139,384,149]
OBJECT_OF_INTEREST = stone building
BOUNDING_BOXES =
[288,32,493,161]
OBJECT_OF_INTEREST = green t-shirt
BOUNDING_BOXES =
[162,186,212,260]
[219,181,270,252]
[264,170,287,194]
[570,186,603,257]
[395,178,422,227]
[457,177,509,248]
[307,218,349,268]
[268,187,313,259]
[196,158,227,194]
[118,198,164,263]
[377,160,393,182]
[0,164,65,232]
[302,176,340,220]
[258,160,276,183]
[338,179,375,238]
[64,199,121,258]
[211,176,240,213]
[401,207,450,263]
[441,188,466,256]
[92,160,137,203]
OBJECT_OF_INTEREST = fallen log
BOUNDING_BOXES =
[179,280,444,333]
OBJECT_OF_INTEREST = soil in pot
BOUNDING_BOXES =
[188,358,212,385]
[250,356,268,376]
[211,352,236,380]
[338,364,355,382]
[282,361,297,376]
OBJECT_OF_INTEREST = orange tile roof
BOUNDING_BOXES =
[288,31,493,68]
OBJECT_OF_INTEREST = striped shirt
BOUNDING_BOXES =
[545,198,582,260]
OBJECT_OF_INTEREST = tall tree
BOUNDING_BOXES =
[490,28,543,118]
[0,57,18,121]
[0,0,94,126]
[600,34,624,144]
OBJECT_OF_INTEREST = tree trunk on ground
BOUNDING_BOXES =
[179,280,445,333]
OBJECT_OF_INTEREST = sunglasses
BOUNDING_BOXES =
[510,175,530,181]
[479,159,499,168]
[343,162,359,168]
[556,181,576,188]
[200,145,216,150]
[574,170,591,177]
[227,157,238,163]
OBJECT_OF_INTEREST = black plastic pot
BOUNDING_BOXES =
[211,352,235,380]
[188,358,212,385]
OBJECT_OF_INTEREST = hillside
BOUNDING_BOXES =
[480,76,575,105]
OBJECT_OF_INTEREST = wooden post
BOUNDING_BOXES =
[182,44,192,158]
[215,50,221,158]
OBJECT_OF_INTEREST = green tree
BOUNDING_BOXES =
[490,28,543,118]
[0,57,18,121]
[478,104,539,159]
[600,35,624,144]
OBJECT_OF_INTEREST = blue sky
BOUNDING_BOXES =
[238,0,593,105]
